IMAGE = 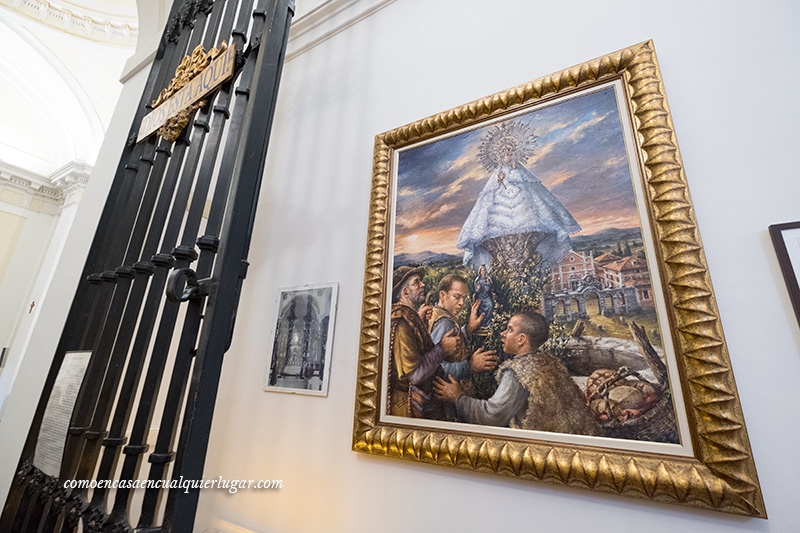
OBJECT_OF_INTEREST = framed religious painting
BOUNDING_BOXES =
[264,283,338,396]
[352,41,765,517]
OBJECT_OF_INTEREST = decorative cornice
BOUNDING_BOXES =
[286,0,397,62]
[0,0,138,46]
[0,160,92,212]
[50,160,91,206]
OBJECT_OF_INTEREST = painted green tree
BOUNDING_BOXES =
[469,256,548,399]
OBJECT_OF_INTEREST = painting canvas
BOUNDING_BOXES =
[383,80,688,452]
[353,42,764,517]
[264,283,338,396]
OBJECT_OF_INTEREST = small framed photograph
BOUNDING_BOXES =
[770,221,800,327]
[264,283,339,396]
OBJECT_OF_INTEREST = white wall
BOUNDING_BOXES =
[0,201,77,403]
[0,205,57,349]
[197,1,799,532]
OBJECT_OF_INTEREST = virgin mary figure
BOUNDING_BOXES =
[457,121,580,271]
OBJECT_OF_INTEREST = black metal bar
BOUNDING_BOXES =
[106,0,247,527]
[121,145,172,266]
[1,2,213,531]
[86,134,189,522]
[59,4,198,469]
[62,141,157,458]
[57,11,195,494]
[159,0,236,254]
[5,13,161,533]
[52,146,157,512]
[177,2,247,249]
[203,0,256,232]
[74,162,169,529]
[69,138,173,494]
[3,0,295,530]
[60,6,222,529]
[17,269,136,533]
[106,114,209,532]
[138,3,258,524]
[36,155,152,532]
[162,1,294,530]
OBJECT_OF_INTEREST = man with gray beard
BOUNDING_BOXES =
[387,266,457,418]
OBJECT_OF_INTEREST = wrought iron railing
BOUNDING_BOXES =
[1,1,294,531]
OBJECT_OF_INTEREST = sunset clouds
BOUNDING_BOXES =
[394,86,639,257]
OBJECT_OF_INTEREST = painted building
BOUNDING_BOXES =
[601,256,654,307]
[548,251,654,307]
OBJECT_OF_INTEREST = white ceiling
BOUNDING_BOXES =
[0,0,138,45]
[0,3,138,177]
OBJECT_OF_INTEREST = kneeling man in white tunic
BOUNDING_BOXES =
[434,312,600,436]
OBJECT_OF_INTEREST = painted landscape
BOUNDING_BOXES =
[388,84,680,443]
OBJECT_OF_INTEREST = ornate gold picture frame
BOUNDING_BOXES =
[352,41,764,517]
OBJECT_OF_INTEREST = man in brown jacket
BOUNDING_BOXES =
[388,266,457,418]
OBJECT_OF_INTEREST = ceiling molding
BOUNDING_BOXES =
[0,0,138,46]
[286,0,397,62]
[0,159,92,213]
[121,0,398,80]
[49,160,91,206]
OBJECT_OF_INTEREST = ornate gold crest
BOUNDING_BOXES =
[152,42,228,108]
[137,41,236,143]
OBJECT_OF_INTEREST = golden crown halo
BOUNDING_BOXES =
[478,120,538,171]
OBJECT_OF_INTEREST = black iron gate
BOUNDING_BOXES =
[1,0,293,531]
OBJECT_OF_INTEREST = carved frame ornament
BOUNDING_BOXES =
[352,41,765,518]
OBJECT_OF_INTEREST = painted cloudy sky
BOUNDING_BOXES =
[394,86,641,257]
